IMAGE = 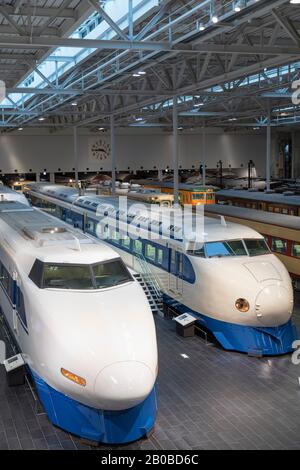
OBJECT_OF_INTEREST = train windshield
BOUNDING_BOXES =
[44,265,94,290]
[92,260,132,289]
[30,259,132,290]
[244,239,270,257]
[205,240,247,258]
[187,239,270,258]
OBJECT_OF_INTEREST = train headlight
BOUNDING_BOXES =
[235,298,250,313]
[61,368,86,387]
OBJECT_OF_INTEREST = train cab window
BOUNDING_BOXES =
[92,260,132,289]
[271,238,287,255]
[44,265,94,290]
[244,239,270,256]
[145,244,156,262]
[29,259,44,288]
[205,241,247,258]
[133,239,143,255]
[30,259,132,290]
[292,243,300,259]
[187,245,206,258]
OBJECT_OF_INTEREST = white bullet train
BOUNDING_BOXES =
[25,183,298,356]
[0,185,158,444]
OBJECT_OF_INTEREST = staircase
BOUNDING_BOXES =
[134,273,163,315]
[133,254,164,315]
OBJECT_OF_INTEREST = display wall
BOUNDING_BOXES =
[0,129,279,177]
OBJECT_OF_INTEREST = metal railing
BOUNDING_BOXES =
[134,253,163,310]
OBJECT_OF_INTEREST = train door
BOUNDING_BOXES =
[168,247,183,296]
[177,252,184,295]
[12,272,19,338]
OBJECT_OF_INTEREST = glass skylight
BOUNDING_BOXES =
[1,0,159,109]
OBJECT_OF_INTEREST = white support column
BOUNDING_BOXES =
[173,96,179,205]
[266,108,271,192]
[50,172,55,184]
[36,173,40,182]
[158,168,163,181]
[110,115,116,195]
[202,124,206,187]
[73,126,79,185]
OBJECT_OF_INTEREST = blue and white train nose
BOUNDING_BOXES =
[94,361,155,410]
[255,284,293,327]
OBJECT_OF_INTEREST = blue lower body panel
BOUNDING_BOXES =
[163,294,298,355]
[31,370,157,444]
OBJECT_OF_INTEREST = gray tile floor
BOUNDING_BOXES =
[1,294,300,450]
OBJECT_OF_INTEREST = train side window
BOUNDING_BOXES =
[133,239,143,255]
[292,243,300,259]
[192,193,204,201]
[272,238,287,254]
[121,235,131,250]
[145,244,156,262]
[17,290,27,327]
[110,229,120,245]
[1,265,10,294]
[29,259,44,288]
[157,249,163,265]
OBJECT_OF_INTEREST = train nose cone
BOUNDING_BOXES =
[255,285,293,327]
[94,362,155,411]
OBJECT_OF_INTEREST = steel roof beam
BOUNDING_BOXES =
[0,5,77,19]
[1,35,300,55]
[6,87,174,97]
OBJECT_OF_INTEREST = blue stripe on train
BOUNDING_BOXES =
[163,294,298,355]
[30,370,157,445]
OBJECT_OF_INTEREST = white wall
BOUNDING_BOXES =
[0,129,273,177]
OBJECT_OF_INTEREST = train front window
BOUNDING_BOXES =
[92,260,132,289]
[43,265,94,290]
[205,240,247,258]
[244,239,271,256]
[31,258,132,290]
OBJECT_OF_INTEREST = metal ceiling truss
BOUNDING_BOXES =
[1,0,300,131]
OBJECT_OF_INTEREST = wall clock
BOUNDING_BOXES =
[91,139,111,161]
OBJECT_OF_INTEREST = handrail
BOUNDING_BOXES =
[135,253,163,305]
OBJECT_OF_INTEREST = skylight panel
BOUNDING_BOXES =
[1,0,159,108]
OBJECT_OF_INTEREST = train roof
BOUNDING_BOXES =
[0,184,30,205]
[205,204,300,231]
[216,189,300,207]
[134,180,218,191]
[26,184,263,243]
[0,200,119,267]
